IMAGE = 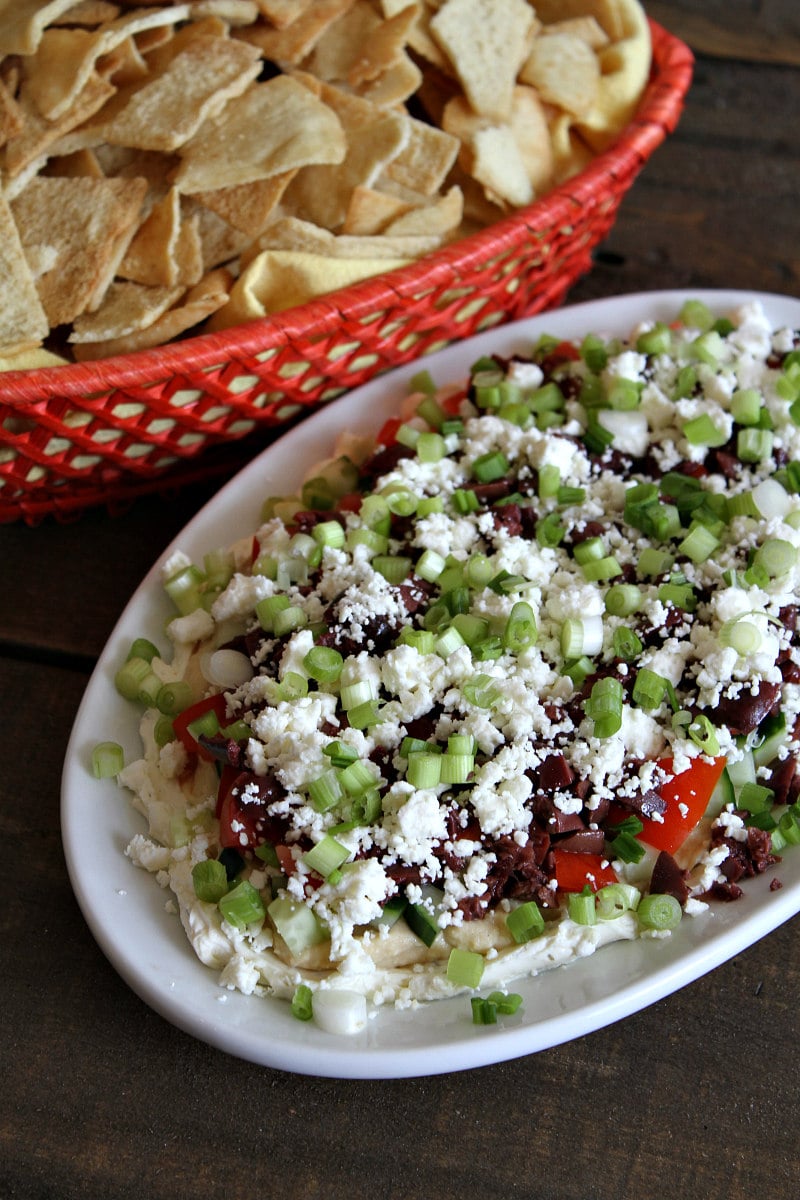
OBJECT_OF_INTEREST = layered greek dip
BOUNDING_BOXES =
[103,297,800,1036]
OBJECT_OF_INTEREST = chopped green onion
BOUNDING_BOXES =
[608,831,646,864]
[730,388,762,426]
[486,991,523,1016]
[682,413,728,447]
[347,700,384,730]
[753,538,797,578]
[636,893,681,931]
[303,645,343,683]
[538,463,561,499]
[114,655,152,701]
[719,617,762,656]
[637,546,674,577]
[535,512,565,548]
[505,901,545,944]
[464,553,494,588]
[636,323,672,356]
[632,668,668,710]
[272,604,307,638]
[187,708,220,743]
[435,625,466,658]
[415,548,446,582]
[164,563,205,615]
[606,378,642,411]
[737,427,773,462]
[91,740,124,779]
[323,740,359,768]
[581,333,608,371]
[191,859,229,903]
[338,759,377,795]
[398,628,436,655]
[658,581,697,612]
[451,612,490,647]
[462,673,502,709]
[291,984,314,1021]
[585,676,624,738]
[680,299,715,332]
[472,450,509,483]
[307,769,344,813]
[573,536,605,565]
[407,752,443,789]
[612,627,643,661]
[471,997,498,1025]
[219,880,265,929]
[605,583,642,617]
[372,555,412,584]
[340,683,375,712]
[595,882,640,919]
[452,487,480,514]
[687,714,720,756]
[568,890,596,926]
[678,522,720,564]
[303,835,349,879]
[312,520,346,549]
[503,601,538,653]
[276,672,308,701]
[557,485,586,506]
[417,432,446,463]
[383,487,418,517]
[581,554,622,582]
[156,680,194,716]
[128,638,160,663]
[439,753,474,784]
[446,947,485,989]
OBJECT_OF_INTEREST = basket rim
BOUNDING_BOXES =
[0,18,693,403]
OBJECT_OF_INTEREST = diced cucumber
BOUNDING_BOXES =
[267,897,328,957]
[706,766,736,819]
[752,712,788,769]
[404,885,444,947]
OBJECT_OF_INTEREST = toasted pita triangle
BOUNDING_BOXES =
[11,175,147,325]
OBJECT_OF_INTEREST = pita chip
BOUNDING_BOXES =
[520,32,599,119]
[117,185,202,287]
[11,175,147,326]
[0,1,81,57]
[430,0,535,123]
[68,279,185,342]
[236,0,357,67]
[281,80,410,229]
[194,172,295,234]
[378,114,459,196]
[4,71,115,178]
[72,267,232,360]
[173,75,346,193]
[0,192,49,354]
[97,35,262,152]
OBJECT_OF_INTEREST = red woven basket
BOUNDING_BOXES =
[0,21,693,526]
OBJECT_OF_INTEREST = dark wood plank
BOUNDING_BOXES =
[648,0,800,66]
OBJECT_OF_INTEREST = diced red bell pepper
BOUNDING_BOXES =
[375,416,402,447]
[551,849,618,893]
[172,694,227,762]
[638,755,727,855]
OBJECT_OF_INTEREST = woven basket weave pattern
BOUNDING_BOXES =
[0,22,693,524]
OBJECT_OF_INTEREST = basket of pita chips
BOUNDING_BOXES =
[0,0,693,524]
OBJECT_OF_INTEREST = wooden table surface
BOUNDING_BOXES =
[3,3,800,1197]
